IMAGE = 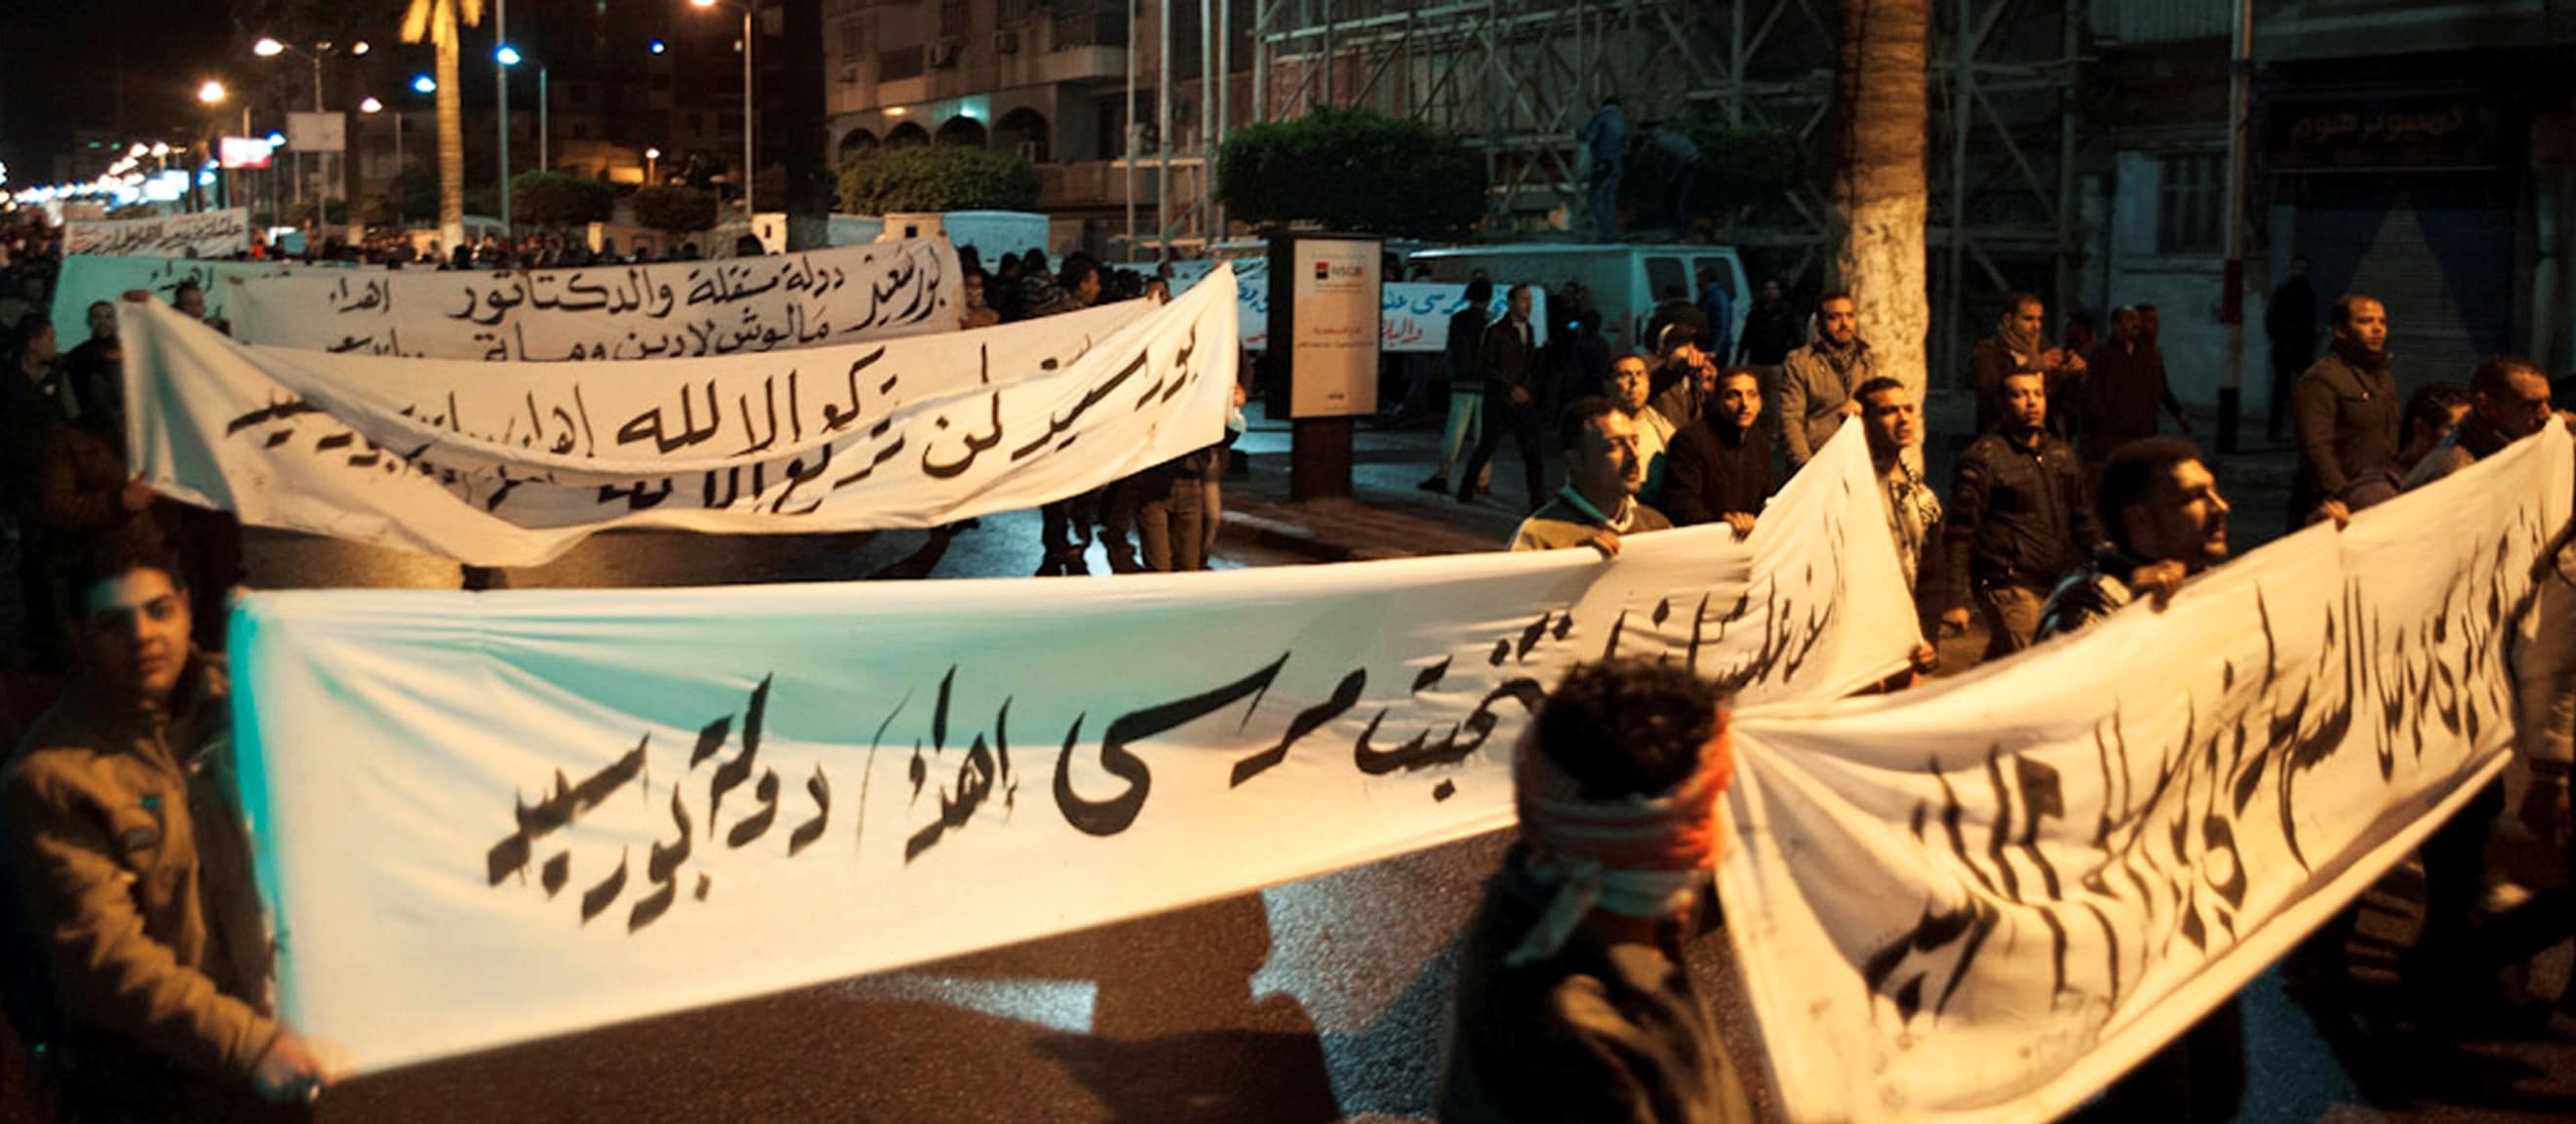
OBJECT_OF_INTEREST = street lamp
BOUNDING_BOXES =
[646,146,661,184]
[413,73,437,95]
[689,0,757,220]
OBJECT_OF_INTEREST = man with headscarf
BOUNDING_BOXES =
[1438,658,1753,1124]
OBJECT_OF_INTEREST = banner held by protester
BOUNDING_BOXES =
[62,208,252,259]
[1719,422,2574,1123]
[224,238,961,361]
[122,268,1199,566]
[228,422,1917,1076]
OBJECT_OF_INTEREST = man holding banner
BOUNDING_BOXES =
[1511,397,1671,555]
[5,532,335,1117]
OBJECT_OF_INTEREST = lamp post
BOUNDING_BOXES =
[498,29,519,236]
[646,146,661,184]
[197,80,227,213]
[689,0,756,220]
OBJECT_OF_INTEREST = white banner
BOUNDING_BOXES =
[50,255,365,348]
[229,422,1916,1075]
[225,239,962,362]
[125,270,1221,567]
[1720,423,2575,1123]
[1233,278,1546,354]
[61,208,252,259]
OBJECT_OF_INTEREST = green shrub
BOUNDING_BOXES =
[835,145,1041,214]
[1215,106,1486,236]
[634,183,719,234]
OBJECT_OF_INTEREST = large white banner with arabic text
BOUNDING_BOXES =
[50,254,364,347]
[63,208,251,259]
[225,239,961,361]
[1720,422,2574,1123]
[124,272,1206,566]
[232,423,1918,1074]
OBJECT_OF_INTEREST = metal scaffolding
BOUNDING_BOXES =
[1243,0,2089,378]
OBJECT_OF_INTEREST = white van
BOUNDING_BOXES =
[1407,243,1749,357]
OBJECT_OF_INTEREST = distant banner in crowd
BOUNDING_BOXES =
[225,238,962,361]
[61,208,252,259]
[50,255,360,346]
[1233,278,1546,353]
[1719,423,2575,1123]
[123,270,1202,566]
[230,424,1917,1074]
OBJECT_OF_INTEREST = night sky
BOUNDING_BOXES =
[1,0,239,183]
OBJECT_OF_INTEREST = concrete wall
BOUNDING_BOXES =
[2101,150,2281,419]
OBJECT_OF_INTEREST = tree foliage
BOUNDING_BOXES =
[835,145,1041,215]
[511,170,616,228]
[1215,107,1486,236]
[633,184,718,234]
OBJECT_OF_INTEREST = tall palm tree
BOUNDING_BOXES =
[1835,0,1931,415]
[400,0,483,250]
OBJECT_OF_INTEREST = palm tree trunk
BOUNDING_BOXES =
[437,28,465,249]
[1835,0,1931,417]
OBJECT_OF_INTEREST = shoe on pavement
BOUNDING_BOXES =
[1417,474,1450,494]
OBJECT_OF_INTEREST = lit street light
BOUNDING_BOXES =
[198,80,227,104]
[413,73,438,95]
[254,37,286,58]
[360,97,384,114]
[689,0,757,220]
[646,146,661,183]
[496,44,523,66]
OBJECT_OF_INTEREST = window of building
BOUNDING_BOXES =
[840,19,865,59]
[940,0,970,37]
[2156,151,2224,256]
[880,45,924,82]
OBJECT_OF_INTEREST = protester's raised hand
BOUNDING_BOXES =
[1583,529,1622,559]
[1938,607,1971,637]
[1723,512,1756,540]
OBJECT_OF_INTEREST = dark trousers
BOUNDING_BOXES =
[1458,392,1547,507]
[2415,778,2507,990]
[2266,346,2309,440]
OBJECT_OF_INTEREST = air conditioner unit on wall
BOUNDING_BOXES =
[994,28,1019,54]
[930,38,961,67]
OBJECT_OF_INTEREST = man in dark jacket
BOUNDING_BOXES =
[2032,437,2242,1124]
[2288,294,2398,531]
[1459,285,1548,508]
[1735,279,1801,368]
[1421,278,1495,494]
[1662,368,1770,538]
[6,532,334,1119]
[2264,257,2318,441]
[1972,293,2085,439]
[2080,305,2191,464]
[1937,369,2105,660]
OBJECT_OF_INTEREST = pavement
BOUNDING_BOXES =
[9,392,2576,1123]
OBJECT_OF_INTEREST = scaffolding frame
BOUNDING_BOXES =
[1235,0,2089,378]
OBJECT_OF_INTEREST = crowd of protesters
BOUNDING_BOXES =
[16,178,2576,1123]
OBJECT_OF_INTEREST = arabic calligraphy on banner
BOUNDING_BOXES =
[228,422,1918,1075]
[61,208,253,259]
[1721,424,2574,1123]
[224,239,962,361]
[123,268,1229,566]
[49,255,359,348]
[1232,278,1546,354]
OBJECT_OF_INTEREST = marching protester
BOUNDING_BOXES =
[1857,377,1943,678]
[1609,353,1678,507]
[1033,259,1106,576]
[1938,369,2104,660]
[1437,657,1754,1124]
[2265,256,2319,442]
[2079,305,2191,468]
[5,530,337,1118]
[63,301,122,434]
[1418,277,1494,497]
[1510,396,1671,555]
[2035,438,2243,1124]
[1972,293,2085,439]
[1693,265,1733,368]
[1735,279,1801,370]
[1662,368,1770,538]
[1776,291,1875,471]
[1460,285,1550,511]
[1646,335,1723,430]
[2288,295,2398,532]
[2395,355,2563,1025]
